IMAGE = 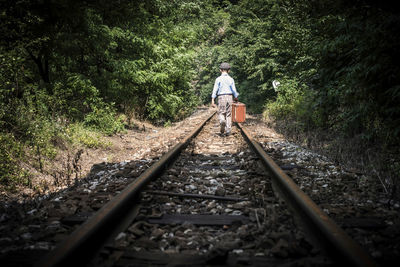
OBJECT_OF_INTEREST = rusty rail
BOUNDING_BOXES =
[236,122,376,267]
[37,111,216,267]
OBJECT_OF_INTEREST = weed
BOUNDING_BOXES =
[66,123,111,149]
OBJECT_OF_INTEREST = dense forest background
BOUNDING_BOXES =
[1,0,399,196]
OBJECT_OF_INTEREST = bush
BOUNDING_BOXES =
[0,133,30,189]
[84,103,125,135]
[66,123,110,148]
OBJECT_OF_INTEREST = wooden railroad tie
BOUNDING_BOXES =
[147,214,250,226]
[145,190,248,202]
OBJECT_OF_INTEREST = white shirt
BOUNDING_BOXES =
[211,73,239,99]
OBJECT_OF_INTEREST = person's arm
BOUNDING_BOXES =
[211,78,219,108]
[231,79,239,102]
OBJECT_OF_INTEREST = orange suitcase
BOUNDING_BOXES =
[232,102,246,123]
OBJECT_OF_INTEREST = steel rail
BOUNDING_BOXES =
[237,122,376,267]
[36,111,216,267]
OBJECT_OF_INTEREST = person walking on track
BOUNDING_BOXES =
[211,62,239,136]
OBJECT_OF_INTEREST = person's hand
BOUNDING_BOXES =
[234,97,238,102]
[211,99,217,108]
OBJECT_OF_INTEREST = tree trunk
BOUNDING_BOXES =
[27,49,50,84]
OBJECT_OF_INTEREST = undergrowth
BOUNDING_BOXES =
[0,119,120,192]
[0,133,31,191]
[267,116,400,202]
[66,123,112,149]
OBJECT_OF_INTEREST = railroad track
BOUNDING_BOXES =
[36,112,375,267]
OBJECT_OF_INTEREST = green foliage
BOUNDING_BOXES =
[266,79,304,117]
[312,3,400,140]
[52,74,101,120]
[84,103,125,135]
[0,133,30,189]
[195,0,400,143]
[8,89,58,159]
[0,0,221,188]
[66,123,111,149]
